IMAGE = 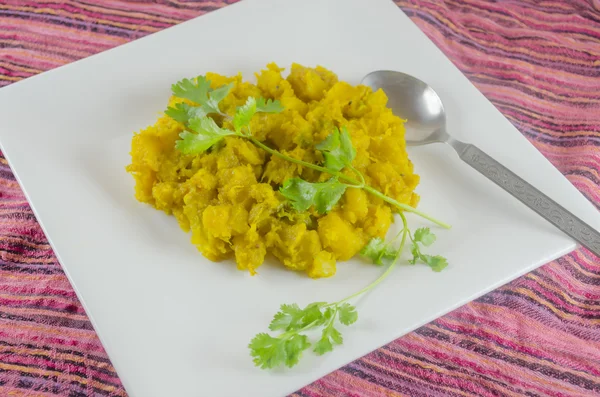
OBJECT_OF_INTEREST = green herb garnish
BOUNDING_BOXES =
[279,177,347,214]
[249,299,359,369]
[167,76,233,119]
[175,117,236,154]
[409,227,448,272]
[360,237,398,266]
[315,126,356,172]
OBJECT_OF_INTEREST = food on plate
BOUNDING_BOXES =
[126,63,450,370]
[127,63,425,278]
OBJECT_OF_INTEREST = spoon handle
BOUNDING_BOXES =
[455,142,600,258]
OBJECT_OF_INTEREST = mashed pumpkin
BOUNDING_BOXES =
[126,63,420,278]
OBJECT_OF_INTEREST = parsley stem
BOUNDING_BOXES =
[247,136,450,229]
[278,320,319,340]
[325,307,338,330]
[248,136,341,177]
[348,164,365,188]
[336,213,410,305]
[362,186,451,229]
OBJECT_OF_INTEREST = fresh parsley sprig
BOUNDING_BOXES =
[279,177,347,214]
[175,117,236,154]
[233,97,284,132]
[166,76,233,123]
[315,126,356,173]
[409,227,449,272]
[249,301,358,369]
[360,237,399,266]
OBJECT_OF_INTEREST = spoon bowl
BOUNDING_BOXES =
[361,70,600,257]
[361,70,447,145]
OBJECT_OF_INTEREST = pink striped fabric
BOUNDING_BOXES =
[0,1,599,396]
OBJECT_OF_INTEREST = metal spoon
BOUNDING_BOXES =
[361,70,600,257]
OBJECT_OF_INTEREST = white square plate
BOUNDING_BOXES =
[0,0,598,396]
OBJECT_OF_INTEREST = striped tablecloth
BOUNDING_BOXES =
[1,1,599,396]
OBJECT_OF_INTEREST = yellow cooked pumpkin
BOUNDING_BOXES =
[126,63,420,278]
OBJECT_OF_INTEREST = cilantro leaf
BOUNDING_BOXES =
[338,303,358,326]
[316,126,356,172]
[269,303,304,331]
[313,333,333,355]
[314,309,344,356]
[360,237,398,266]
[256,97,284,113]
[209,83,232,104]
[233,97,284,132]
[300,302,327,328]
[413,227,436,246]
[249,332,311,369]
[269,302,327,332]
[233,97,257,132]
[327,325,343,345]
[171,76,211,104]
[203,83,233,114]
[175,117,235,154]
[280,178,347,214]
[409,243,420,265]
[322,307,335,322]
[283,334,311,368]
[249,333,286,370]
[165,102,208,124]
[409,229,449,272]
[422,254,448,272]
[168,77,233,125]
